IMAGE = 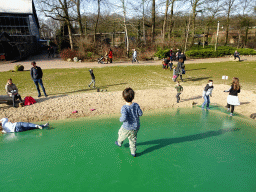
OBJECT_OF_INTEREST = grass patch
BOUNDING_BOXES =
[0,61,255,97]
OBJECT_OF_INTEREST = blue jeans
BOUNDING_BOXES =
[33,79,47,96]
[234,56,240,61]
[15,122,39,132]
[202,95,210,108]
[132,56,138,63]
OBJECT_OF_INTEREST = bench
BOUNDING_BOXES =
[0,95,13,105]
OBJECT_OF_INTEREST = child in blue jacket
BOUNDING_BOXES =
[115,88,143,157]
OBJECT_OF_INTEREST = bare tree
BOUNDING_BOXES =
[223,0,236,46]
[119,0,129,57]
[167,0,177,39]
[142,0,146,43]
[152,0,155,42]
[39,0,75,50]
[162,0,169,40]
[94,0,101,43]
[190,0,205,44]
[238,0,254,47]
[71,0,84,35]
[204,0,222,44]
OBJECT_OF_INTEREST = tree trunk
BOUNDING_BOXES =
[191,0,198,45]
[67,20,74,50]
[142,0,146,44]
[237,28,240,48]
[76,0,83,36]
[168,0,175,39]
[63,0,74,50]
[184,16,191,53]
[152,0,155,42]
[94,0,101,43]
[162,0,169,40]
[121,0,129,57]
[244,21,249,46]
[225,16,230,46]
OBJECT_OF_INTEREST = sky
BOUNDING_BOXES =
[3,0,253,21]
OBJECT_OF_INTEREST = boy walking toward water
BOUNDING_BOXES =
[115,88,143,157]
[202,80,214,110]
[175,81,183,103]
[88,69,95,88]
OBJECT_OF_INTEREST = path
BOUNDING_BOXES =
[0,53,255,72]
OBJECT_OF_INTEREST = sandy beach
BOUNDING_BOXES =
[1,55,255,123]
[1,84,255,123]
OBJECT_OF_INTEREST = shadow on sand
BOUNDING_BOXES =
[47,82,128,96]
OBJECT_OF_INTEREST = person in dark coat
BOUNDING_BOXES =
[30,61,47,97]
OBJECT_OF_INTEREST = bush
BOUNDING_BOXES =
[186,46,256,58]
[60,49,78,61]
[154,47,170,59]
[14,64,24,71]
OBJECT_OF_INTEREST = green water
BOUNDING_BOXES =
[0,107,256,192]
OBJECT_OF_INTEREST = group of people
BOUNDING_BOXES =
[201,77,241,116]
[1,48,243,158]
[115,76,241,157]
[162,49,187,83]
[4,61,47,107]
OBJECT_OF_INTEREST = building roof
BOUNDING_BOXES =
[0,0,33,14]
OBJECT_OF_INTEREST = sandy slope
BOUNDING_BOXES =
[1,84,255,123]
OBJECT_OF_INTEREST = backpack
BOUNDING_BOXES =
[24,96,36,106]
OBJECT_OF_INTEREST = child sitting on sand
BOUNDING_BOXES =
[175,81,183,103]
[115,87,143,157]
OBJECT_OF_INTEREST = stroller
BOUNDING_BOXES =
[98,56,104,64]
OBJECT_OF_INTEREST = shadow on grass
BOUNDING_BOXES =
[186,68,207,71]
[185,77,212,82]
[51,82,128,95]
[133,127,240,157]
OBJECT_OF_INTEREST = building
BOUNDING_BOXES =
[0,0,40,60]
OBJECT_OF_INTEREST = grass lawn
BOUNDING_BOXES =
[0,60,255,97]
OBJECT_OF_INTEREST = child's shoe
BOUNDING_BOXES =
[36,125,43,129]
[115,141,121,147]
[230,113,233,116]
[227,108,230,112]
[44,122,49,127]
[206,107,210,110]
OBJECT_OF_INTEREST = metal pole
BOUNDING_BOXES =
[215,21,219,51]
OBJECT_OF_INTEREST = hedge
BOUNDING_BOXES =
[185,46,256,58]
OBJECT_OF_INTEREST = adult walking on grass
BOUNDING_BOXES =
[30,61,47,98]
[224,77,240,116]
[132,49,138,63]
